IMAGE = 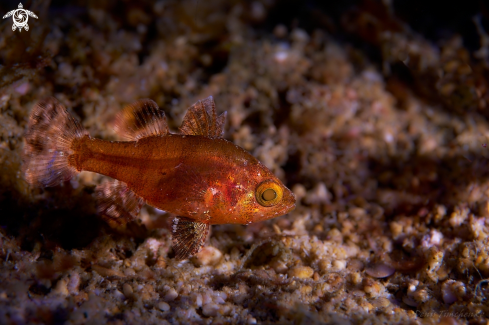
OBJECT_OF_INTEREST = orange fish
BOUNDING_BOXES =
[23,96,295,259]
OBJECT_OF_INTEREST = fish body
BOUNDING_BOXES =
[23,96,295,259]
[71,135,293,225]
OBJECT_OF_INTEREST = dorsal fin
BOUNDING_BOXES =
[114,99,169,141]
[179,96,227,137]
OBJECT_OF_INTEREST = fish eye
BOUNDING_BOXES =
[262,188,276,201]
[256,180,283,207]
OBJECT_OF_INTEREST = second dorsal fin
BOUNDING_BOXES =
[114,99,169,140]
[179,96,227,137]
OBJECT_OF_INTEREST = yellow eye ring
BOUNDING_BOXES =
[256,180,283,207]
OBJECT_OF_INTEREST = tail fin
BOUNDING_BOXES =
[22,97,88,187]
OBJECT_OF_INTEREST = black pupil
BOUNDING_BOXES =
[262,189,276,201]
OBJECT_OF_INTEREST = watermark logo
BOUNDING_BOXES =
[3,3,38,32]
[416,310,484,319]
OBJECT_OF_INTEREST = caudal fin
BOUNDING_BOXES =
[22,97,88,187]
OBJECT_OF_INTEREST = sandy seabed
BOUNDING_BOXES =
[1,1,489,324]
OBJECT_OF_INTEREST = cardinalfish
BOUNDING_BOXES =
[22,96,296,259]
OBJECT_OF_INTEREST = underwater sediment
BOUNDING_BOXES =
[1,0,489,324]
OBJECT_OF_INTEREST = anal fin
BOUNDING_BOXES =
[95,180,144,227]
[172,217,210,260]
[179,96,227,138]
[114,99,169,140]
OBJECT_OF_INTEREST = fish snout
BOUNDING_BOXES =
[282,187,296,214]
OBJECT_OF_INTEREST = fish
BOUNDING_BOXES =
[22,96,296,259]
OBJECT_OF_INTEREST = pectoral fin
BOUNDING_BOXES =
[95,180,144,227]
[179,96,226,138]
[172,217,210,260]
[114,99,169,140]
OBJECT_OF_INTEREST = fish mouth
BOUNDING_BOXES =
[285,201,296,214]
[280,188,296,215]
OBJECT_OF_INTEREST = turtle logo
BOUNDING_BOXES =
[3,3,38,32]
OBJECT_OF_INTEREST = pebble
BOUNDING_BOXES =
[202,303,219,317]
[291,28,309,43]
[113,289,126,301]
[371,297,390,309]
[304,182,331,205]
[164,288,178,301]
[318,259,331,273]
[363,279,383,297]
[92,264,125,278]
[157,301,170,312]
[247,315,257,324]
[14,82,30,95]
[273,24,288,38]
[365,263,395,278]
[292,184,307,201]
[347,259,364,272]
[191,293,203,307]
[332,260,346,271]
[402,296,418,307]
[53,277,69,296]
[349,272,362,285]
[412,289,430,303]
[122,283,134,299]
[441,280,465,304]
[193,246,223,266]
[67,272,81,294]
[288,266,314,279]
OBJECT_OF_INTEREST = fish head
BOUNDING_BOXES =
[239,163,296,224]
